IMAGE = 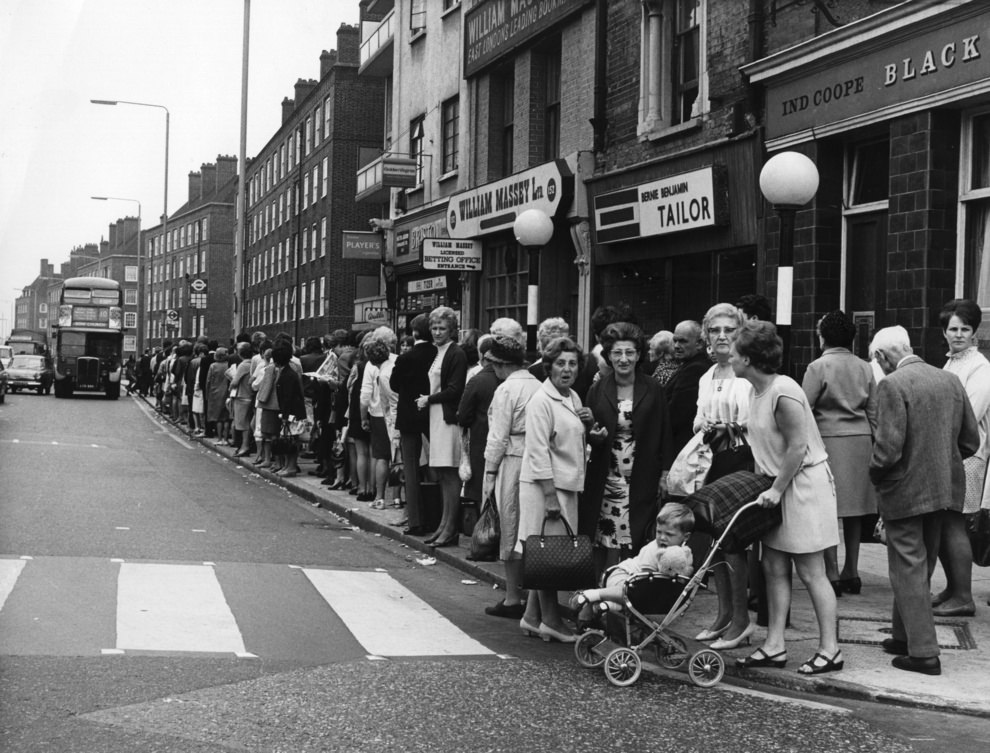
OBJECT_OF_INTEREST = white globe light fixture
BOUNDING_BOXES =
[513,208,554,355]
[758,151,819,373]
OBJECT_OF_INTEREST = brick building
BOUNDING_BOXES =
[142,155,237,349]
[743,0,990,368]
[241,24,386,340]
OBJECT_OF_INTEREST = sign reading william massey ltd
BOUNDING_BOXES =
[447,160,573,239]
[464,0,593,78]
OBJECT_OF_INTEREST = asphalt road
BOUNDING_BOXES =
[1,391,986,752]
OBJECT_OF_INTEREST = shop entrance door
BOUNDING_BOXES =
[845,211,888,360]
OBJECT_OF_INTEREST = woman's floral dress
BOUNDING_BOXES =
[596,398,635,550]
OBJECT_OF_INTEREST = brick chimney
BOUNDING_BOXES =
[336,24,360,66]
[200,162,217,197]
[282,96,295,124]
[188,170,202,202]
[294,78,317,105]
[215,155,237,190]
[320,49,336,79]
[107,222,118,249]
[121,217,139,254]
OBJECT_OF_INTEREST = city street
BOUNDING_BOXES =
[0,392,986,752]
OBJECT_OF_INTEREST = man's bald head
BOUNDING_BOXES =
[672,320,703,363]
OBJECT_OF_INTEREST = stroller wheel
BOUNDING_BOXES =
[574,630,607,668]
[687,648,725,688]
[604,647,642,687]
[656,635,689,669]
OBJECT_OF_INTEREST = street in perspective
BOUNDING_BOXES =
[1,391,988,753]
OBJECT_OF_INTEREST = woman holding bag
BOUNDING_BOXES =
[481,335,540,619]
[518,337,604,643]
[690,303,755,650]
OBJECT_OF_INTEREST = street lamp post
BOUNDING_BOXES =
[512,208,554,358]
[92,196,142,352]
[759,151,819,374]
[91,99,169,347]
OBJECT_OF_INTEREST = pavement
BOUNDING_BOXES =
[152,404,990,718]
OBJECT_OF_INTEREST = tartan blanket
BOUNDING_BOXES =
[682,470,778,552]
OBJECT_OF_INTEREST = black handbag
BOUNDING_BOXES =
[469,494,500,562]
[521,514,595,591]
[967,509,990,568]
[270,421,297,456]
[704,423,754,483]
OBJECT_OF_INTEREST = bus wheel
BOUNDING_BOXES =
[54,380,69,398]
[106,382,120,400]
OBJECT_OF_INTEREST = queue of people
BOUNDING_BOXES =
[136,295,989,679]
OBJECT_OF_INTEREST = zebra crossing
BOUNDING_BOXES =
[0,556,494,660]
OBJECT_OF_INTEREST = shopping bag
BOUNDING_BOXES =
[521,515,595,591]
[469,494,500,562]
[667,431,712,498]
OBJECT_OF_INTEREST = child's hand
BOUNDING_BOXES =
[588,423,608,444]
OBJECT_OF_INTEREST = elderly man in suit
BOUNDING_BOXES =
[869,326,979,676]
[664,320,709,454]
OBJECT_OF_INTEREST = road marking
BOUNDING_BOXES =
[0,560,26,611]
[303,568,494,657]
[116,563,246,654]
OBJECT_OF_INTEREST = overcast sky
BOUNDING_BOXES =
[0,0,356,335]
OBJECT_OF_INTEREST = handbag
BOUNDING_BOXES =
[521,514,595,591]
[270,420,297,455]
[667,431,712,498]
[967,509,990,567]
[704,423,754,483]
[469,494,500,562]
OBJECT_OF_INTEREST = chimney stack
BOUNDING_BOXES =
[108,222,118,249]
[294,78,318,105]
[282,96,295,124]
[188,170,202,202]
[336,24,360,66]
[200,162,217,197]
[320,49,336,79]
[215,155,237,190]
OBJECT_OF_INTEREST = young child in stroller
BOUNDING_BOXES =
[571,503,695,615]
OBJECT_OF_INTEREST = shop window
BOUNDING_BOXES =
[482,241,528,327]
[639,0,708,139]
[441,96,459,175]
[960,110,990,341]
[848,138,890,206]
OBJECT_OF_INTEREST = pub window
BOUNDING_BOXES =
[848,138,890,206]
[410,114,426,186]
[639,0,708,139]
[441,96,459,175]
[959,109,990,331]
[482,240,528,327]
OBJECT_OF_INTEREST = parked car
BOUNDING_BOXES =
[6,354,53,395]
[0,360,8,403]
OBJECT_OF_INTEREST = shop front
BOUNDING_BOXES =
[743,0,990,364]
[391,206,457,334]
[447,160,577,335]
[587,136,761,337]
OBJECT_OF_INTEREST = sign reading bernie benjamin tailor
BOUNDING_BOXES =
[763,11,990,141]
[593,166,726,244]
[464,0,593,78]
[447,160,573,239]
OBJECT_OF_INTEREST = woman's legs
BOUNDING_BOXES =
[354,438,372,494]
[933,512,975,610]
[840,516,863,580]
[793,550,839,658]
[373,457,388,499]
[433,467,461,538]
[757,546,792,656]
[503,558,525,607]
[347,439,359,488]
[537,589,572,635]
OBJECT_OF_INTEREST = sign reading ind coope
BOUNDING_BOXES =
[422,239,482,271]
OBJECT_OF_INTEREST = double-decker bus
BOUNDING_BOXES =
[5,328,49,356]
[53,277,124,399]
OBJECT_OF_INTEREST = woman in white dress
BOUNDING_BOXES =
[415,307,467,547]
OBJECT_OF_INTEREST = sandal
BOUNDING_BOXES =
[736,648,788,669]
[797,650,844,675]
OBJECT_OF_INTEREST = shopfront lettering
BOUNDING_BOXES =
[883,35,980,86]
[781,77,864,116]
[654,197,711,229]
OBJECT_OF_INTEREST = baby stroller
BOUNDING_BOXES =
[574,500,765,688]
